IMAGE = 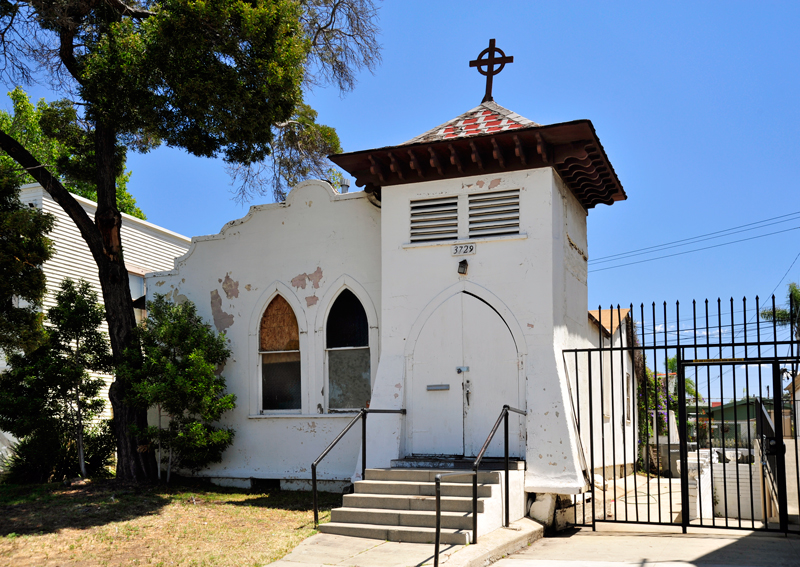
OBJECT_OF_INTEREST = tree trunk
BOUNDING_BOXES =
[76,386,87,478]
[0,122,157,482]
[94,122,157,482]
[157,405,162,481]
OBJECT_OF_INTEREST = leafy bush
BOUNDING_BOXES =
[0,279,112,480]
[1,421,115,484]
[126,295,235,480]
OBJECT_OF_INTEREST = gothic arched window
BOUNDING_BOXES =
[326,289,370,410]
[260,295,301,411]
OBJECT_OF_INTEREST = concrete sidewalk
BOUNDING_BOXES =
[493,526,800,567]
[268,518,544,567]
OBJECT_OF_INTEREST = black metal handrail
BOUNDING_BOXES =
[434,471,475,567]
[755,398,780,516]
[474,404,527,530]
[311,408,406,527]
[433,404,526,567]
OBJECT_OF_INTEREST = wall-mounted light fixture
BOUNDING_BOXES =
[458,259,469,275]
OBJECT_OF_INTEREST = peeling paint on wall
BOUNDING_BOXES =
[307,267,323,289]
[210,289,235,331]
[170,289,188,304]
[291,267,324,290]
[567,234,588,261]
[245,284,252,291]
[305,295,318,307]
[475,180,485,188]
[291,273,308,290]
[222,274,239,299]
[489,178,501,189]
[155,280,165,287]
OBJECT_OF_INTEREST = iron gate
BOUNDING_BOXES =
[563,297,799,533]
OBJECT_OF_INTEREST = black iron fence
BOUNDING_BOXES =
[563,296,799,534]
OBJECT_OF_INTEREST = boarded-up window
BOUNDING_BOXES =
[260,295,301,411]
[326,290,370,410]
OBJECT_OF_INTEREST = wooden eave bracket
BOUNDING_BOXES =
[448,144,463,173]
[388,151,405,181]
[407,150,425,178]
[428,147,444,176]
[535,133,551,164]
[469,140,484,170]
[368,155,386,183]
[491,138,505,168]
[513,135,527,165]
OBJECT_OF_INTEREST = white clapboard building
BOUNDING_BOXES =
[0,184,191,456]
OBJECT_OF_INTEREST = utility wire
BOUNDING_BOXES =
[588,226,800,273]
[590,210,800,264]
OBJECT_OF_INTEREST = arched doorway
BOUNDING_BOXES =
[410,292,521,457]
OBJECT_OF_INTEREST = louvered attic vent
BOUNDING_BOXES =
[409,196,459,242]
[468,190,520,238]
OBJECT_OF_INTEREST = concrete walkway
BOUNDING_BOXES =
[268,518,544,567]
[493,526,800,567]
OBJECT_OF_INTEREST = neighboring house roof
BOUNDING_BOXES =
[401,101,538,145]
[588,308,631,337]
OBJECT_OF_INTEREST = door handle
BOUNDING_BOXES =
[465,379,471,406]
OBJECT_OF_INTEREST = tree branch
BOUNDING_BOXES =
[0,128,105,262]
[59,27,83,83]
[104,0,155,19]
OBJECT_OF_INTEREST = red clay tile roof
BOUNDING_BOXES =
[401,101,538,145]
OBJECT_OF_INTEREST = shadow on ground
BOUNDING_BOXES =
[1,480,169,536]
[691,530,800,566]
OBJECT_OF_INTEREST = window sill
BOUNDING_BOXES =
[248,413,360,420]
[401,232,527,250]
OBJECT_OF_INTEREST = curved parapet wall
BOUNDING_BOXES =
[145,180,382,484]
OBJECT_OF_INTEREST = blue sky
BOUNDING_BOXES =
[14,1,800,318]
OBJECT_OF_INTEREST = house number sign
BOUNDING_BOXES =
[451,243,477,256]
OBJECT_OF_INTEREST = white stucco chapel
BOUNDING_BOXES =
[147,48,632,535]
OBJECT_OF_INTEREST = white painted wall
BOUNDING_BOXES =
[144,169,621,495]
[147,181,382,483]
[579,319,638,478]
[712,463,763,520]
[366,168,589,494]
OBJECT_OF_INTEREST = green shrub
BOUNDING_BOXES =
[1,420,115,484]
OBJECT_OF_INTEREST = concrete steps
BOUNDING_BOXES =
[342,493,485,513]
[318,467,509,544]
[319,521,471,545]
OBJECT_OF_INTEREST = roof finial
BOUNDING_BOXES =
[469,39,514,103]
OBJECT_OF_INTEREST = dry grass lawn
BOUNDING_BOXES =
[0,479,342,567]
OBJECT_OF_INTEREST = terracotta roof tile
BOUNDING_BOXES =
[401,101,539,145]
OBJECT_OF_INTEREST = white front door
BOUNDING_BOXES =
[410,292,521,457]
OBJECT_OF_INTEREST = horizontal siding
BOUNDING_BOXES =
[18,186,191,420]
[22,186,190,317]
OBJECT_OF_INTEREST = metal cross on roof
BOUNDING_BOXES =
[469,39,514,103]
